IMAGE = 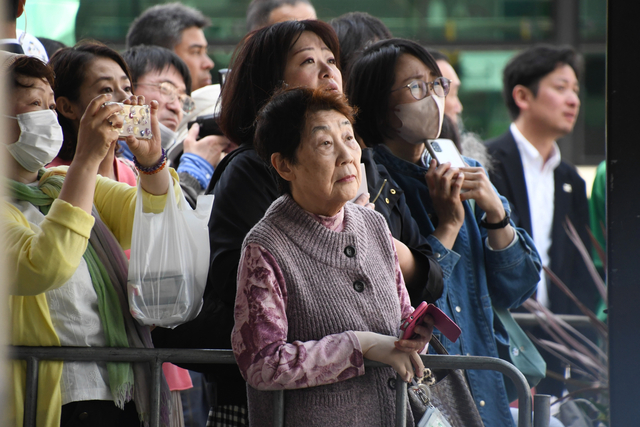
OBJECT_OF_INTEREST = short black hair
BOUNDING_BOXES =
[346,38,441,147]
[255,86,356,193]
[246,0,314,32]
[330,12,392,81]
[126,2,211,50]
[503,44,581,120]
[122,45,192,95]
[219,19,340,146]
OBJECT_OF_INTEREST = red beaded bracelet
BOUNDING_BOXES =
[134,148,167,175]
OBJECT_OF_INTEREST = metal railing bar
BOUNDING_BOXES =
[273,390,284,426]
[10,347,534,427]
[512,313,593,329]
[150,358,162,427]
[395,373,407,427]
[24,357,38,427]
[533,394,551,427]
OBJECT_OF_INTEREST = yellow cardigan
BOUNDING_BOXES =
[3,167,181,427]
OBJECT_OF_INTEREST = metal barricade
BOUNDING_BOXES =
[10,346,544,427]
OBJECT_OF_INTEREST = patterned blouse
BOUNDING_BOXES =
[232,207,414,390]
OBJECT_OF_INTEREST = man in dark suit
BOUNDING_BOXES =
[486,45,598,396]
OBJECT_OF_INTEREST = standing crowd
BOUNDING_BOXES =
[3,0,600,426]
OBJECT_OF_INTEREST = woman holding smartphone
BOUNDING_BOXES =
[48,41,138,185]
[347,38,542,427]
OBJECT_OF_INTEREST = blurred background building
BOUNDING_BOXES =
[20,0,605,169]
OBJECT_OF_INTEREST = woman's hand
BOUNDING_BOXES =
[184,123,237,168]
[459,166,515,249]
[354,331,424,382]
[121,95,171,195]
[425,159,465,249]
[459,166,504,220]
[353,192,375,210]
[122,95,162,166]
[74,93,123,169]
[395,315,434,354]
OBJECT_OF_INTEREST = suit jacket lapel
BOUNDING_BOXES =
[550,166,571,268]
[499,133,533,234]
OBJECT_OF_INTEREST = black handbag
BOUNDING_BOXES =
[408,336,484,427]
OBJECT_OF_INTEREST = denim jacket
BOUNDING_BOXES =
[374,145,541,427]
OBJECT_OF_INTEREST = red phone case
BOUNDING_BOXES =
[400,302,461,342]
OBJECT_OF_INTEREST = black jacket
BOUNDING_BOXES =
[485,131,597,315]
[152,145,443,405]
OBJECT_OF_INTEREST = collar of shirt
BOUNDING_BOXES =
[307,208,345,232]
[510,123,561,174]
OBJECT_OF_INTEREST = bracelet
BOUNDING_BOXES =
[480,211,510,229]
[134,148,167,175]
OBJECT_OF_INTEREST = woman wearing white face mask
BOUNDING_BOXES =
[2,53,178,427]
[347,39,542,427]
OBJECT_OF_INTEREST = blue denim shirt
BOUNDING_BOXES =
[374,145,541,427]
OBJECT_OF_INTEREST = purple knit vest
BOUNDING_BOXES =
[243,194,411,427]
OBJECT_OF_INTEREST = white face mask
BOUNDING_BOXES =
[393,94,445,145]
[6,109,64,172]
[158,122,177,150]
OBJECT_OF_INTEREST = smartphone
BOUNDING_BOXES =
[105,102,153,139]
[425,138,466,168]
[400,302,461,342]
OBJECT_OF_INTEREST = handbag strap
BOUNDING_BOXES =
[429,335,449,356]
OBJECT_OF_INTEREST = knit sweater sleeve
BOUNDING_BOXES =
[232,243,366,391]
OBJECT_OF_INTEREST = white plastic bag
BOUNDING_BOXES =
[128,180,213,328]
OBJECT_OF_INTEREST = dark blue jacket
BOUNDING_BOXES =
[373,144,541,427]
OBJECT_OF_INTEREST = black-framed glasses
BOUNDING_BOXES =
[135,82,196,113]
[392,77,451,100]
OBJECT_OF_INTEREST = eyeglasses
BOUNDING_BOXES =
[392,77,451,100]
[135,81,196,113]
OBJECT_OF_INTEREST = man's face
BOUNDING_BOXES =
[521,64,580,137]
[436,59,462,126]
[268,2,317,26]
[134,65,186,131]
[173,26,214,91]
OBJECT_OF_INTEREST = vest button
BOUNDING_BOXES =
[353,280,365,292]
[387,377,396,389]
[78,412,89,421]
[390,188,396,194]
[344,245,356,257]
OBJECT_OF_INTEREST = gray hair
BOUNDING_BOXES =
[246,0,314,32]
[126,2,211,50]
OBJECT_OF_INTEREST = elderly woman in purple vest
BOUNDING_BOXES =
[231,87,433,427]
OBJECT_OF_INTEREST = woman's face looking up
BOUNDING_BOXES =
[283,31,342,93]
[74,57,132,118]
[279,109,361,216]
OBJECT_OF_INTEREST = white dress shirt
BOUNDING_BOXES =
[510,123,561,308]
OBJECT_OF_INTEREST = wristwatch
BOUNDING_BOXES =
[480,211,510,229]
